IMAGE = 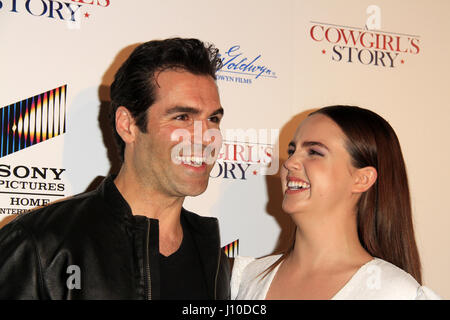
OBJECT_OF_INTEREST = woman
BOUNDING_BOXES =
[231,105,440,299]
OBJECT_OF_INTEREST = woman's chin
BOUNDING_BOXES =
[282,200,309,215]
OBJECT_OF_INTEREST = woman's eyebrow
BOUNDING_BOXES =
[301,141,329,151]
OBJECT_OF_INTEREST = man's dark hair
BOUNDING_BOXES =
[110,38,222,161]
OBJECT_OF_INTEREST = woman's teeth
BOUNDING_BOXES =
[287,180,310,190]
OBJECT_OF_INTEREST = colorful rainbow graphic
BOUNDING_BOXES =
[222,239,239,258]
[0,85,66,158]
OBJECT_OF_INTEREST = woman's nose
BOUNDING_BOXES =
[283,153,303,172]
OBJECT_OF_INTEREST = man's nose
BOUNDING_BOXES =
[190,120,206,144]
[191,120,221,144]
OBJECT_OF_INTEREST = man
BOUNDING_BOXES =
[0,38,230,299]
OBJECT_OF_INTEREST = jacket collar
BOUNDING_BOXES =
[97,174,135,221]
[98,175,220,229]
[97,174,221,297]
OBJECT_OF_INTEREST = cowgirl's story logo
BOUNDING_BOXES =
[309,5,421,68]
[0,0,110,29]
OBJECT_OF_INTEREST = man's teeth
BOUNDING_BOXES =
[177,156,205,167]
[287,181,310,190]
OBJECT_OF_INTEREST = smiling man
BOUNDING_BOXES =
[0,38,230,299]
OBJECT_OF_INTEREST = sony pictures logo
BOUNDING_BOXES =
[0,86,68,214]
[216,45,277,85]
[0,0,110,28]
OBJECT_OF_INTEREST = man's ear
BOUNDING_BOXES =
[352,166,377,194]
[115,106,136,144]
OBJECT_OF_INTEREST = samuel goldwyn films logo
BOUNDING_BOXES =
[216,45,277,84]
[309,5,420,68]
[0,0,110,28]
[0,85,67,215]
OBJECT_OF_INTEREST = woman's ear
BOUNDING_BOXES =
[115,106,136,144]
[352,166,377,194]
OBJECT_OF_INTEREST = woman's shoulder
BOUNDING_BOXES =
[232,254,282,282]
[372,258,441,299]
[334,258,441,300]
[236,254,282,273]
[231,254,282,299]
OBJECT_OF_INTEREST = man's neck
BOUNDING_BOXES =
[114,166,186,256]
[113,166,184,226]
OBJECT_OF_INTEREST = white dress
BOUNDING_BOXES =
[231,255,441,300]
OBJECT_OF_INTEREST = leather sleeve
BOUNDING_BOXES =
[0,220,45,299]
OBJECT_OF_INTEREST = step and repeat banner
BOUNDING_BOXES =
[1,0,449,298]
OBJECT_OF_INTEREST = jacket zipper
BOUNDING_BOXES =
[146,219,152,300]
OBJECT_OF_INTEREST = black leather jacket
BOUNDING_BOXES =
[0,175,230,299]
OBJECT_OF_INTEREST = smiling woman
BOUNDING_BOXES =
[231,105,441,300]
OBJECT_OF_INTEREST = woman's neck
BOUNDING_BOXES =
[288,211,372,273]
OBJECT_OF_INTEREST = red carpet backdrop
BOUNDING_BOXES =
[1,0,449,298]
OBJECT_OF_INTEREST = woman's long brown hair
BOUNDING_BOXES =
[264,105,422,283]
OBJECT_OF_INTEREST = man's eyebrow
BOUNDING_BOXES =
[301,141,330,151]
[165,106,200,115]
[210,107,224,117]
[165,106,224,117]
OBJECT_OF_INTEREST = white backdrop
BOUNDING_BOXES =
[1,0,449,298]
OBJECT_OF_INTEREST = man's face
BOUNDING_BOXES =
[130,69,223,198]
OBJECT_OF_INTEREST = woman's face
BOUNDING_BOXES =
[281,114,359,216]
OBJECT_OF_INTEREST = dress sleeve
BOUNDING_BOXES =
[415,286,442,300]
[230,256,255,300]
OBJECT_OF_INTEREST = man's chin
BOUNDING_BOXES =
[185,185,208,197]
[175,179,209,197]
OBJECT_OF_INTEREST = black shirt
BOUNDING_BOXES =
[159,216,209,299]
